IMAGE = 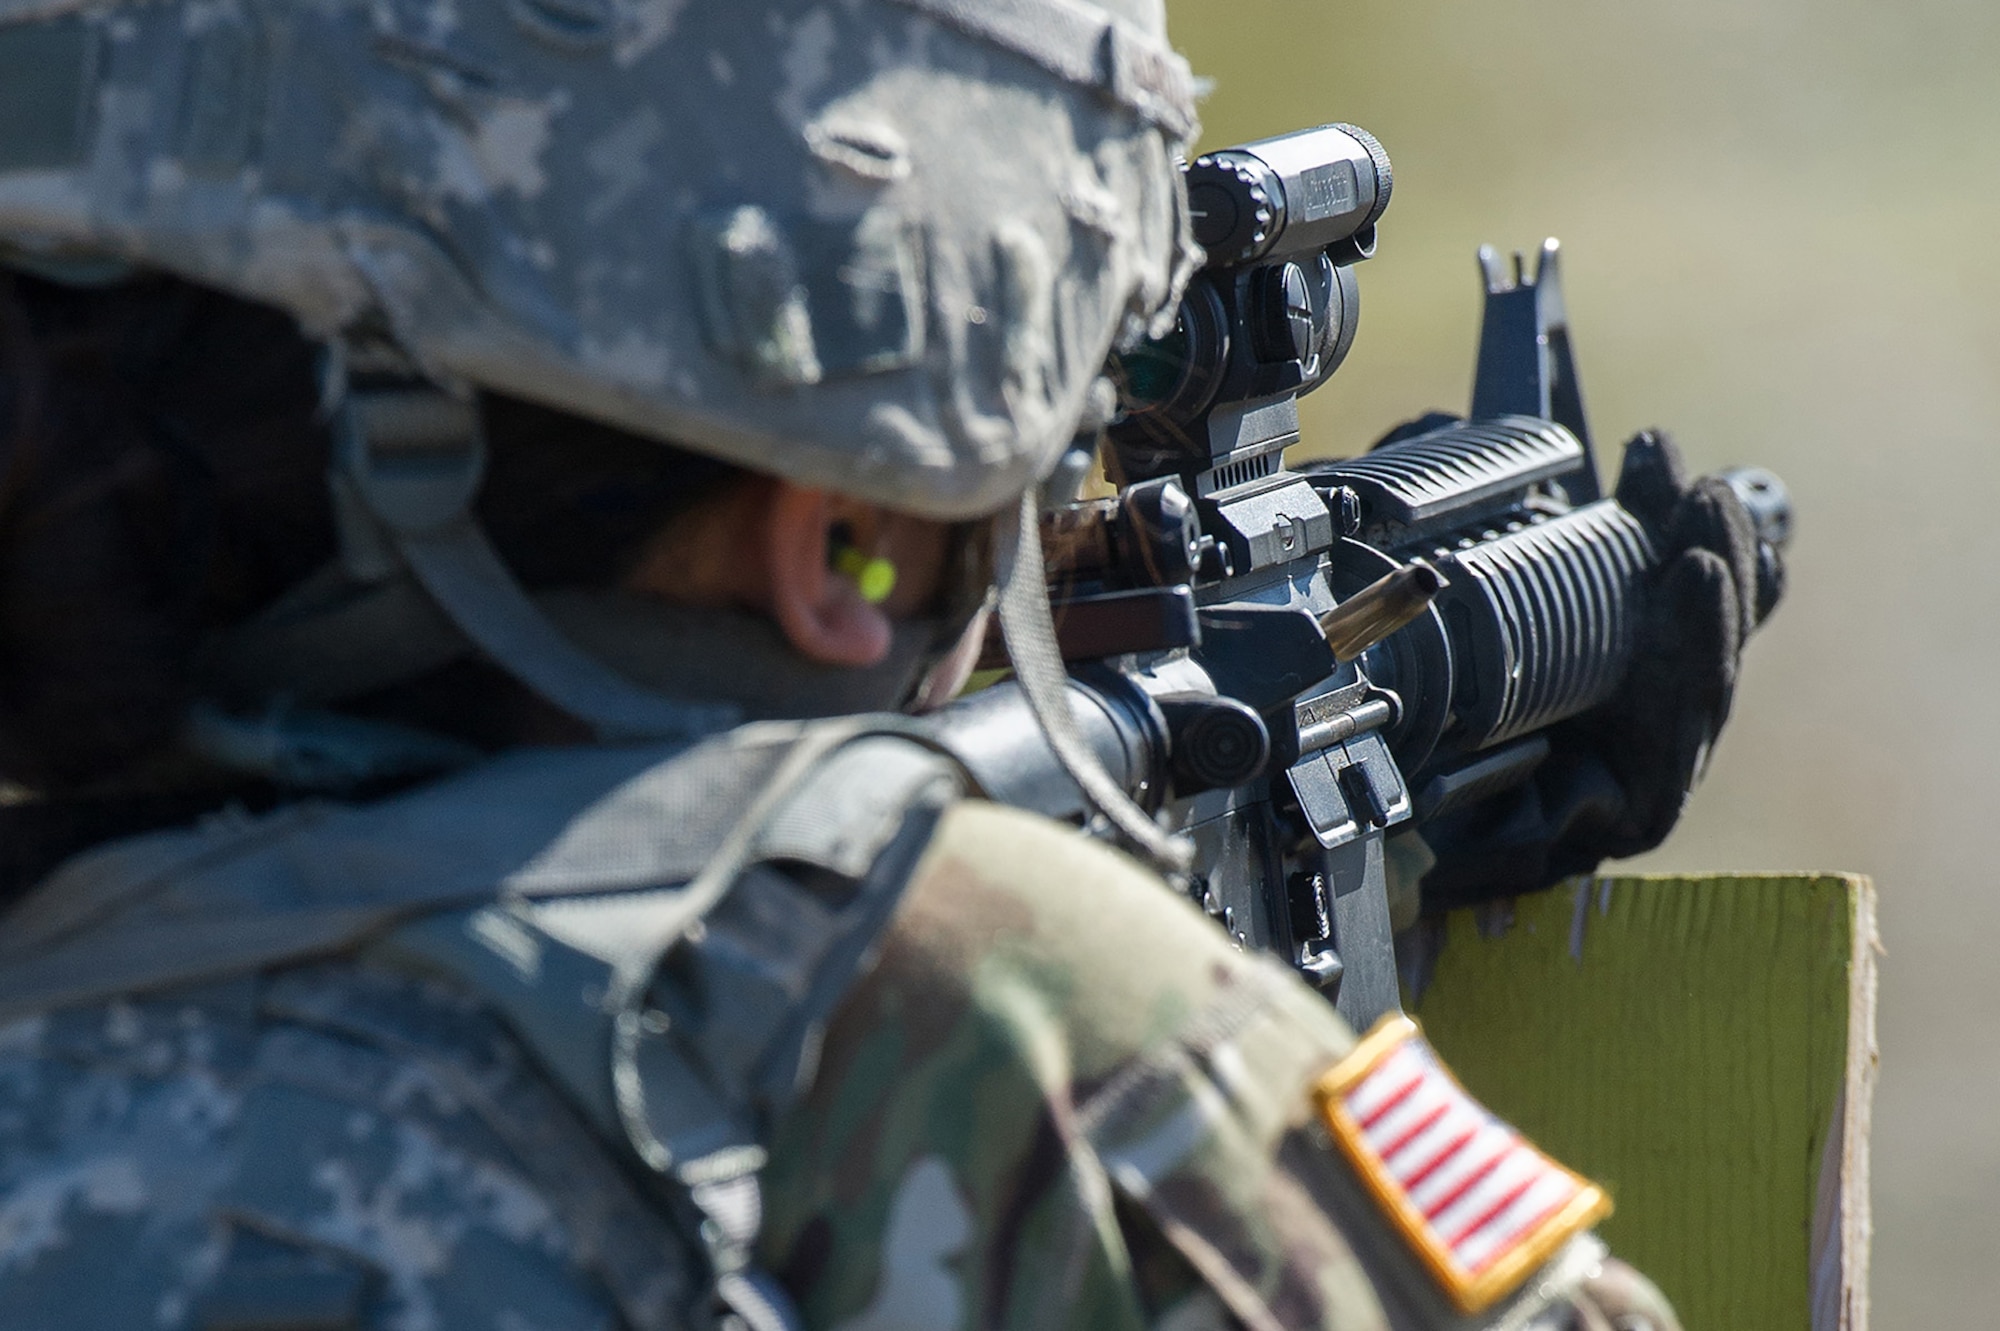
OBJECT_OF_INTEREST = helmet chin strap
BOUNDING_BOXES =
[330,374,1192,879]
[994,489,1193,877]
[331,384,737,743]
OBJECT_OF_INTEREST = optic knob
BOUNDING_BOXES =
[1250,261,1315,364]
[1185,153,1279,265]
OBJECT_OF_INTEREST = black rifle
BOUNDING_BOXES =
[923,123,1791,1033]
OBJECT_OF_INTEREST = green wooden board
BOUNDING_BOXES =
[1409,874,1877,1331]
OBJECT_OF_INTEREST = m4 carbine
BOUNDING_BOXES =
[924,123,1791,1033]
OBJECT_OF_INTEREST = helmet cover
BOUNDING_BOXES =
[0,0,1198,518]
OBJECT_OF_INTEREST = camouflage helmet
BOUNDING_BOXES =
[0,0,1198,519]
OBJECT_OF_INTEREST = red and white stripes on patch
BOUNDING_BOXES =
[1344,1038,1586,1275]
[1314,1017,1610,1312]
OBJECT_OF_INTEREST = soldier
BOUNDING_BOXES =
[0,0,1739,1327]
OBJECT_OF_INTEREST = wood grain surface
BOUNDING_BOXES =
[1410,874,1878,1331]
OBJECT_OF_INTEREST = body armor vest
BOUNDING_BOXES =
[0,718,968,1330]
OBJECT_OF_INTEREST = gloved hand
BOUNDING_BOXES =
[1418,429,1785,910]
[1560,1257,1684,1331]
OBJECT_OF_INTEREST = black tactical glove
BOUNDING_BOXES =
[1561,1258,1684,1331]
[1419,429,1785,910]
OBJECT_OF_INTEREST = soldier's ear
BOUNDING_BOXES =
[764,481,895,668]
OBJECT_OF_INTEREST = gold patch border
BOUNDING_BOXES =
[1312,1015,1614,1314]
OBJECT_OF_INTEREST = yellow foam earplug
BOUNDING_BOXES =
[832,544,898,605]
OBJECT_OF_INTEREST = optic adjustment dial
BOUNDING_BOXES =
[1186,153,1280,266]
[1250,261,1316,365]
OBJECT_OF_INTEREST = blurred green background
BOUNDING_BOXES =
[1168,0,2000,1323]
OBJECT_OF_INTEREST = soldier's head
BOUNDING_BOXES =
[0,0,1197,792]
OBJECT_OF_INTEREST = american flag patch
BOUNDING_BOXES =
[1312,1016,1611,1313]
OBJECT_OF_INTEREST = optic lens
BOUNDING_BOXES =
[1116,316,1191,413]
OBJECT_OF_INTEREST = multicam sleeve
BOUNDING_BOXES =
[758,800,1642,1331]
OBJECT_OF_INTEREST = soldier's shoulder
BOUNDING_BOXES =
[886,806,1624,1329]
[902,799,1239,969]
